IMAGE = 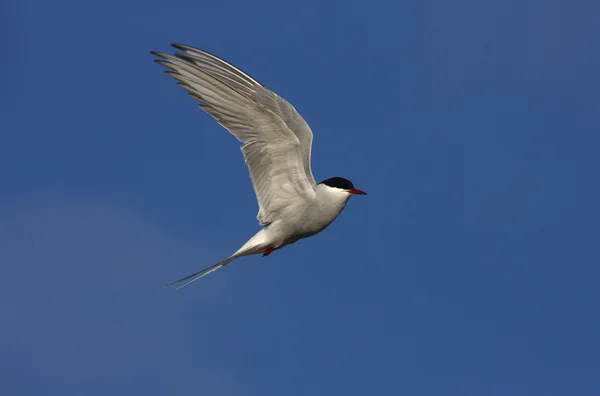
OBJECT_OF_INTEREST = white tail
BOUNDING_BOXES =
[166,228,271,289]
[165,256,236,290]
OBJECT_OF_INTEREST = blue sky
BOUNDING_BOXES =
[1,0,599,395]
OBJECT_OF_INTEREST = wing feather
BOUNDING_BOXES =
[152,45,316,225]
[169,44,316,186]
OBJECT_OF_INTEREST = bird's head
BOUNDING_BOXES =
[318,177,367,197]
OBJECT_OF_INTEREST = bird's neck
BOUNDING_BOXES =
[315,184,350,213]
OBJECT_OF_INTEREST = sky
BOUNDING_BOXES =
[1,0,599,395]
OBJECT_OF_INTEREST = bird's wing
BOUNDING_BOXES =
[152,44,316,225]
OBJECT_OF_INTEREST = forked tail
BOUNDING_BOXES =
[166,228,270,289]
[165,256,235,290]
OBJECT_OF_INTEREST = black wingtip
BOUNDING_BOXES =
[154,59,170,67]
[171,43,188,51]
[150,51,169,59]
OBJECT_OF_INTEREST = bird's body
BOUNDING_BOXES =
[247,182,353,250]
[151,44,366,288]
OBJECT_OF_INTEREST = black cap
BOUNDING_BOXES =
[319,177,355,190]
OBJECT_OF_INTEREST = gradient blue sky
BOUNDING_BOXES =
[2,0,599,395]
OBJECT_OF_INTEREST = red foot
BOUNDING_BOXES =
[263,247,274,257]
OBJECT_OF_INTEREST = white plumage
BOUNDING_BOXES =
[152,44,366,288]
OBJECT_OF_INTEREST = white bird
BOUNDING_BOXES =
[151,44,366,289]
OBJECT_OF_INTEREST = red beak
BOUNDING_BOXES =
[348,189,367,195]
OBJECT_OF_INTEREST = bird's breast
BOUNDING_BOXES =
[266,193,349,249]
[292,197,348,239]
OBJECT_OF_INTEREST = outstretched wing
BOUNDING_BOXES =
[152,44,317,225]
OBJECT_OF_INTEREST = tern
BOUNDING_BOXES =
[151,44,366,288]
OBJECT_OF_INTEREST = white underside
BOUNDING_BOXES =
[170,184,351,288]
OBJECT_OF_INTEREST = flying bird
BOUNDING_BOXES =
[151,44,366,288]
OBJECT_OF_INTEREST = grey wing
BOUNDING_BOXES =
[152,45,316,225]
[168,44,316,186]
[252,85,316,186]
